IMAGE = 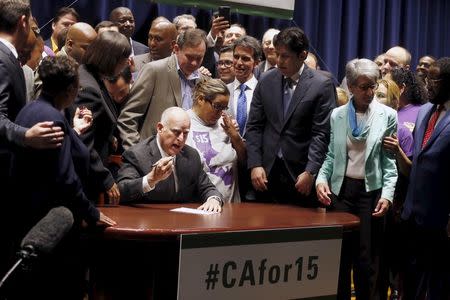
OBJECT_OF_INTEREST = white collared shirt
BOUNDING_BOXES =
[231,75,258,118]
[284,63,305,91]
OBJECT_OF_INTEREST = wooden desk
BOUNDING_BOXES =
[91,203,359,299]
[99,202,359,239]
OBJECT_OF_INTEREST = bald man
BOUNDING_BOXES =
[133,20,177,72]
[117,107,223,211]
[381,46,411,77]
[57,22,97,63]
[110,7,148,56]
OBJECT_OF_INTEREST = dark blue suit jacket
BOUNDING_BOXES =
[132,39,149,56]
[245,65,336,179]
[0,42,27,154]
[402,102,450,229]
[11,95,99,230]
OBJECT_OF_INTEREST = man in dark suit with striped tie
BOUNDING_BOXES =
[401,57,450,300]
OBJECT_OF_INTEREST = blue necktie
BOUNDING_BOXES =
[283,78,294,116]
[236,83,247,136]
[181,79,196,110]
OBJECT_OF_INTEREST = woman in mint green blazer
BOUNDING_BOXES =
[315,58,398,300]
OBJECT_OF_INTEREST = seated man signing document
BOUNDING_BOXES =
[117,107,223,212]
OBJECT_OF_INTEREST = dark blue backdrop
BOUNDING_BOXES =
[32,0,450,81]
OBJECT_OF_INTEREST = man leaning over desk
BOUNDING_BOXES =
[117,107,223,212]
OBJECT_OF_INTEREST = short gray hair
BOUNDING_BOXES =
[160,107,188,126]
[232,35,262,61]
[346,58,379,86]
[173,14,196,30]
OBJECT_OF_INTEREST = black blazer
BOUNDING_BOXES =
[70,64,117,194]
[11,95,99,230]
[0,42,27,153]
[246,66,336,179]
[117,136,222,204]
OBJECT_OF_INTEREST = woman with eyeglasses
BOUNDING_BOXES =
[71,30,131,204]
[315,58,398,299]
[186,78,246,202]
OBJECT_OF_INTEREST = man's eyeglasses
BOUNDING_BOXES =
[209,102,228,112]
[357,82,378,91]
[217,60,233,68]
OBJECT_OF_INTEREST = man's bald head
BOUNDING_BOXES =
[157,107,191,156]
[381,46,411,77]
[66,22,97,63]
[160,107,189,126]
[148,21,177,60]
[152,16,170,27]
[109,7,135,38]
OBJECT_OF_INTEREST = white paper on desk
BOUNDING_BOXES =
[170,207,219,215]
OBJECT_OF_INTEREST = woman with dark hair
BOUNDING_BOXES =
[384,68,426,178]
[382,68,426,300]
[72,30,131,204]
[11,55,115,299]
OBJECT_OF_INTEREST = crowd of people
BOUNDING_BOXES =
[0,1,448,299]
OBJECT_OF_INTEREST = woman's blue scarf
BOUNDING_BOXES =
[348,98,373,141]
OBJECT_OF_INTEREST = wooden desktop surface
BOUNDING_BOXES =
[92,203,359,299]
[99,202,360,240]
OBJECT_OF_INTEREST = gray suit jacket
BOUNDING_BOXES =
[133,53,152,73]
[118,54,205,149]
[117,136,222,204]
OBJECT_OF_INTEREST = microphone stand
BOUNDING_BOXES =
[0,245,37,289]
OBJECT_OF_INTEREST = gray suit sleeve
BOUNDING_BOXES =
[117,64,156,150]
[117,149,147,203]
[244,81,265,169]
[305,78,336,174]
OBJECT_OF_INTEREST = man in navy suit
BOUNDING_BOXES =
[0,0,64,279]
[245,27,336,206]
[401,57,450,299]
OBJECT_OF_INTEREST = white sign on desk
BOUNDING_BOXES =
[177,227,342,300]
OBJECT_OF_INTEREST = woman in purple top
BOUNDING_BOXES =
[384,68,427,172]
[382,68,427,299]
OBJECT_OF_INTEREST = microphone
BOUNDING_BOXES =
[0,206,74,289]
[20,206,74,255]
